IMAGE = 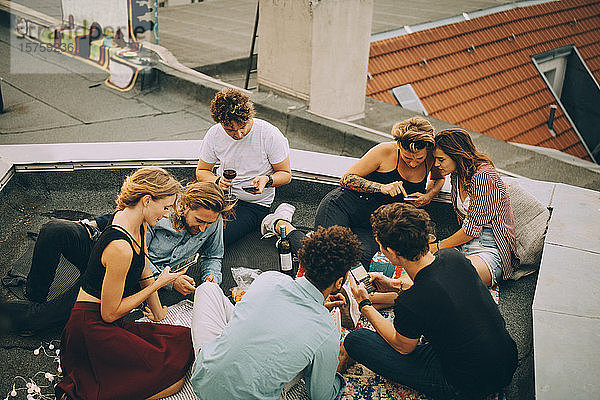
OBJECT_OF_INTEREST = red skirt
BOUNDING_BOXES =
[56,301,193,400]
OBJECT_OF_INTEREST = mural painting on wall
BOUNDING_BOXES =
[13,0,157,91]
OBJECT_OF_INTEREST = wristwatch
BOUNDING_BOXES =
[266,175,274,187]
[358,298,372,311]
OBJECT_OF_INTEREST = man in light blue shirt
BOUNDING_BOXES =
[190,225,362,400]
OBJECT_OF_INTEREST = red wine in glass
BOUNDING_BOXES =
[223,169,237,180]
[222,169,237,202]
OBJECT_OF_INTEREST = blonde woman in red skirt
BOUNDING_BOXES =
[56,167,194,400]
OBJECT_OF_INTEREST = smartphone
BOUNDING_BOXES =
[242,186,259,194]
[350,264,377,293]
[170,253,199,273]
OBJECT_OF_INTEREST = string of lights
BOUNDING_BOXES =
[4,341,61,400]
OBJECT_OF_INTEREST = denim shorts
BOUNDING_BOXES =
[458,227,503,286]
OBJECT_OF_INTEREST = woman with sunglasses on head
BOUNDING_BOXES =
[56,167,194,400]
[432,128,519,287]
[314,116,445,268]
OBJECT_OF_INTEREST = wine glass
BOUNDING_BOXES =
[222,162,237,203]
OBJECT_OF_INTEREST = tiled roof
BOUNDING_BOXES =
[367,0,600,161]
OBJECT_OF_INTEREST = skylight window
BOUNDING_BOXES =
[537,54,568,98]
[391,84,428,115]
[532,45,600,164]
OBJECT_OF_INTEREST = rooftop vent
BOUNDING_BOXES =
[391,84,428,115]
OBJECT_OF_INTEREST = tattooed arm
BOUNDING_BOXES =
[342,174,407,197]
[340,173,382,193]
[340,143,407,197]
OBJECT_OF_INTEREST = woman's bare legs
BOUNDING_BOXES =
[467,255,492,287]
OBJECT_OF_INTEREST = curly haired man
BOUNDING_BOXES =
[190,226,361,400]
[196,88,293,246]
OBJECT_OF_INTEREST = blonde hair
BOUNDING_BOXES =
[171,182,234,230]
[391,116,435,153]
[115,167,182,211]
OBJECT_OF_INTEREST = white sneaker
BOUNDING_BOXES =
[260,203,295,238]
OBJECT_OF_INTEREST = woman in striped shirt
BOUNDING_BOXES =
[431,128,519,287]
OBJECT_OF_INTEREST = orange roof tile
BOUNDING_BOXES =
[368,0,600,161]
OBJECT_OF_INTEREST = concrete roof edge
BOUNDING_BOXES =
[365,96,600,190]
[154,68,387,159]
[511,142,600,174]
[154,65,600,191]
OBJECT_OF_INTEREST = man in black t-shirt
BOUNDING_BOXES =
[343,203,517,399]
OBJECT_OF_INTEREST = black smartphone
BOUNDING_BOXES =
[170,253,199,273]
[350,264,377,293]
[242,186,259,194]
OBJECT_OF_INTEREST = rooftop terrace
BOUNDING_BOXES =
[0,1,599,399]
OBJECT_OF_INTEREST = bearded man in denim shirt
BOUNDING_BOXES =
[146,182,232,294]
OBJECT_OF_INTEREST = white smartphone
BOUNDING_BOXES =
[350,264,377,293]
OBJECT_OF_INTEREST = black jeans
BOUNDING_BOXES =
[26,219,94,303]
[287,229,305,255]
[344,329,463,400]
[6,219,96,331]
[314,187,380,268]
[223,200,270,246]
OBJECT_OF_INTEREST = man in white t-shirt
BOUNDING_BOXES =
[196,88,293,245]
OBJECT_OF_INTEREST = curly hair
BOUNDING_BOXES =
[298,226,362,291]
[371,203,435,262]
[391,116,435,153]
[115,167,182,211]
[210,88,255,126]
[434,128,493,192]
[171,182,234,231]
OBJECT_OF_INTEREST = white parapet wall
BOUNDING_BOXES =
[532,183,600,399]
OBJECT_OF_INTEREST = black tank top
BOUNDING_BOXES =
[363,148,428,205]
[81,225,145,299]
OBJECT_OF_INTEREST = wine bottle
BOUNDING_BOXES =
[278,226,294,277]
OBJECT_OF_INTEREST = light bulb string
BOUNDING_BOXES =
[5,342,62,400]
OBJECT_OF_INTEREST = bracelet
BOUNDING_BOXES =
[358,298,372,312]
[215,176,221,186]
[266,175,274,187]
[436,241,440,253]
[399,280,403,292]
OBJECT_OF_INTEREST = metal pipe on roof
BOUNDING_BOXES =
[547,104,557,136]
[0,78,4,114]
